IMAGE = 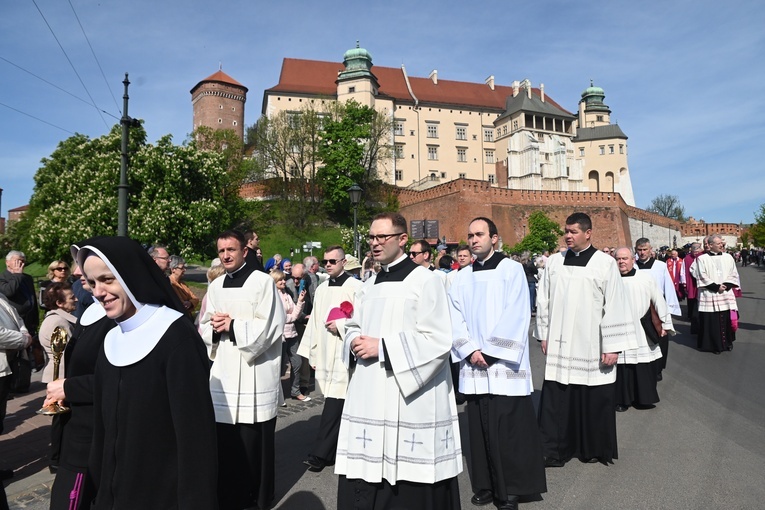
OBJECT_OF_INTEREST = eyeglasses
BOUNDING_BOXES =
[174,266,187,271]
[154,256,169,260]
[408,251,425,258]
[321,259,343,266]
[367,233,404,243]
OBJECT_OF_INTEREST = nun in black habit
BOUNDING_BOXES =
[75,237,218,509]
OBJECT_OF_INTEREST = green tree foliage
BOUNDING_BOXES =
[317,99,393,222]
[505,211,563,255]
[14,124,241,261]
[646,194,686,221]
[751,204,765,247]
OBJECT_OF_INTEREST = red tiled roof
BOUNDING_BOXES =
[191,70,248,94]
[264,58,571,114]
[8,205,28,212]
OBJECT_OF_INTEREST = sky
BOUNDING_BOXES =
[1,0,764,224]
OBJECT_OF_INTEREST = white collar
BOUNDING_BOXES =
[381,253,408,272]
[104,305,183,366]
[80,300,106,326]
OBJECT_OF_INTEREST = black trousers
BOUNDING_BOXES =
[311,397,344,463]
[216,419,277,510]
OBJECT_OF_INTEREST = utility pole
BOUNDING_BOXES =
[117,73,131,237]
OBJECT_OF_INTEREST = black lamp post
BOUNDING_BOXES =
[348,183,363,259]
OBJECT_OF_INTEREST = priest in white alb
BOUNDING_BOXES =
[297,245,362,473]
[335,212,462,509]
[535,213,638,467]
[614,247,675,412]
[450,217,546,510]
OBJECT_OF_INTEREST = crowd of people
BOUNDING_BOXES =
[0,213,749,510]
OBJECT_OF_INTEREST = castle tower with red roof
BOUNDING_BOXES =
[191,68,248,139]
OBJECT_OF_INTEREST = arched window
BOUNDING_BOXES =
[605,172,614,192]
[588,170,600,192]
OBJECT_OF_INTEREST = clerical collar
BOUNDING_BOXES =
[226,261,248,278]
[473,251,505,272]
[708,251,722,256]
[329,272,350,287]
[621,268,637,278]
[381,253,408,272]
[563,245,597,267]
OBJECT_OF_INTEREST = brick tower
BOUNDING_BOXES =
[190,69,248,139]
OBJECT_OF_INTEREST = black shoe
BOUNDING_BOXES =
[544,456,566,468]
[498,496,519,510]
[470,489,493,506]
[656,372,663,381]
[581,457,600,464]
[303,455,326,472]
[0,469,13,481]
[615,404,629,412]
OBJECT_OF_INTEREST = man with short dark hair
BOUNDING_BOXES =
[456,244,472,269]
[243,230,266,273]
[336,212,462,509]
[298,245,362,472]
[200,230,285,510]
[535,212,637,467]
[449,217,546,510]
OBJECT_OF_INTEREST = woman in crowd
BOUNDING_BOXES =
[38,261,70,309]
[45,258,114,509]
[168,255,199,317]
[270,269,308,402]
[39,283,78,383]
[67,237,217,508]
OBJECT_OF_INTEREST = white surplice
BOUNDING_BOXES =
[200,268,286,424]
[535,250,638,386]
[335,260,462,484]
[619,270,674,364]
[297,274,362,399]
[639,260,681,316]
[694,252,740,313]
[449,256,534,396]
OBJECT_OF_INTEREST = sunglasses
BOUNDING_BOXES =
[54,267,68,271]
[409,251,425,257]
[321,259,343,265]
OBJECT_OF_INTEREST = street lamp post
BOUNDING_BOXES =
[348,183,363,259]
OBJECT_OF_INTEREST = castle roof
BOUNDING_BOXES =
[190,70,248,94]
[496,90,576,123]
[573,124,627,142]
[264,58,571,114]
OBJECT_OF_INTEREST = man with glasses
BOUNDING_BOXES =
[298,246,362,473]
[148,246,170,274]
[335,212,462,509]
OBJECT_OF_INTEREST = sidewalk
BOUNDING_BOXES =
[1,373,56,509]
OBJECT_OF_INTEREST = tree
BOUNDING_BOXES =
[751,204,765,247]
[14,124,240,261]
[646,194,686,221]
[317,99,393,222]
[505,211,564,255]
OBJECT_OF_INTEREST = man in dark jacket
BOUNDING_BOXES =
[0,251,39,335]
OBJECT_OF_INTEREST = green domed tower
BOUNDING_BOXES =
[336,41,379,106]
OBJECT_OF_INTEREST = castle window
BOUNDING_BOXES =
[513,120,518,131]
[620,144,624,154]
[496,128,501,138]
[219,105,223,109]
[579,147,585,157]
[455,125,467,141]
[609,145,614,154]
[488,174,496,184]
[459,173,466,179]
[503,125,507,135]
[233,121,238,126]
[473,134,477,141]
[427,123,439,139]
[484,128,494,142]
[457,148,467,162]
[427,146,439,160]
[395,170,403,181]
[348,86,356,93]
[218,118,222,124]
[599,145,605,155]
[430,173,438,181]
[394,122,404,136]
[597,115,604,122]
[232,106,236,111]
[410,130,415,136]
[485,150,494,164]
[394,144,405,159]
[537,132,545,142]
[441,172,447,179]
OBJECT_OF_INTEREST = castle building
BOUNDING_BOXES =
[190,69,248,139]
[193,44,634,205]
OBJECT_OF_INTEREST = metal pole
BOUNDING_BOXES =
[353,205,359,259]
[117,73,130,237]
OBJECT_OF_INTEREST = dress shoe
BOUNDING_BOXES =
[303,455,326,472]
[0,469,13,481]
[615,404,629,412]
[544,456,565,468]
[470,489,493,506]
[498,496,519,510]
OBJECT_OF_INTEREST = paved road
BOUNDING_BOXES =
[3,264,764,509]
